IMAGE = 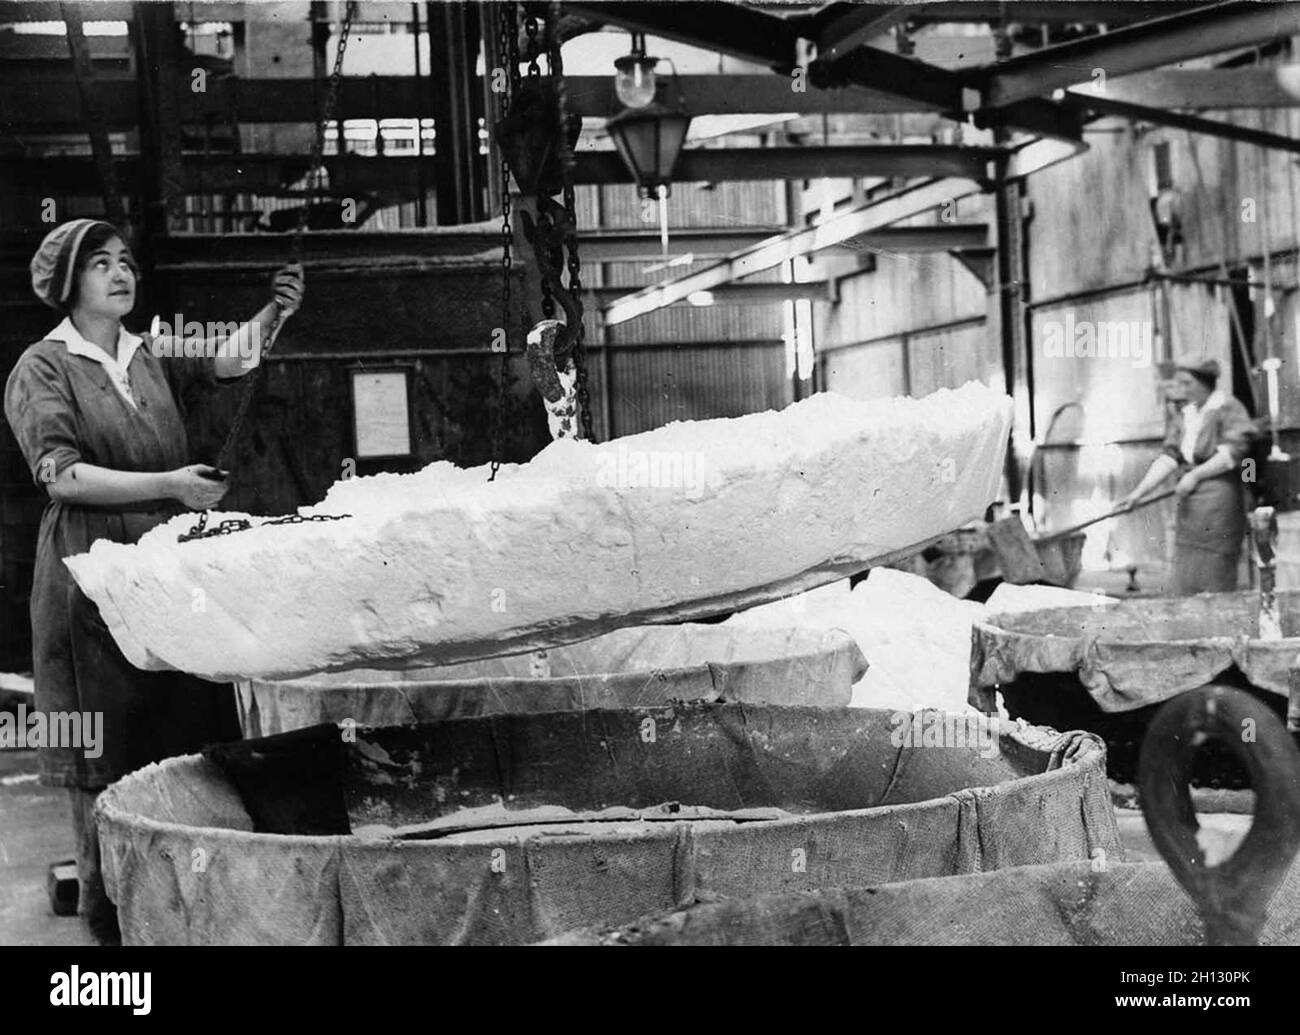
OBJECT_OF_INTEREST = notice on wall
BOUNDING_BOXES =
[351,370,411,458]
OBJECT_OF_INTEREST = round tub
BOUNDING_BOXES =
[236,624,866,737]
[545,857,1300,945]
[97,704,1119,945]
[970,591,1299,783]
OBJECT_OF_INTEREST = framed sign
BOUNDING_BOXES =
[350,367,413,459]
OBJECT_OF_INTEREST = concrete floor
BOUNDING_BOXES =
[1113,807,1251,866]
[0,746,94,946]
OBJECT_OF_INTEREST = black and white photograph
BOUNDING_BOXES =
[0,0,1298,1005]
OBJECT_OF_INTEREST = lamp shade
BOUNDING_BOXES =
[606,92,692,199]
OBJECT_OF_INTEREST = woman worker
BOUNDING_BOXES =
[4,219,304,944]
[1119,358,1256,595]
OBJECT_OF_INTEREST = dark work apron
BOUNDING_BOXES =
[5,334,241,788]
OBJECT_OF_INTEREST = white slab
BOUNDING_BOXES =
[65,382,1012,681]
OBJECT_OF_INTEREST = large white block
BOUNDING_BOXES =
[65,382,1012,681]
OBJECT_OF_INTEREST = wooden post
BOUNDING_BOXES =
[132,1,186,240]
[427,1,486,224]
[478,0,504,220]
[993,155,1034,507]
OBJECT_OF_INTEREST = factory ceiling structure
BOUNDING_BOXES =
[5,0,1300,507]
[0,4,1297,438]
[570,0,1300,325]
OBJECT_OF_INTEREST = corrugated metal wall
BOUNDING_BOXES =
[578,180,791,437]
[812,192,992,403]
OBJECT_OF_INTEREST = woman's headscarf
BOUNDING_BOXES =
[29,219,122,310]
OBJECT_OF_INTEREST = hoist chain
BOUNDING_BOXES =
[214,1,356,474]
[524,11,541,77]
[521,10,557,323]
[183,2,356,537]
[489,2,521,482]
[546,2,595,442]
[177,511,352,544]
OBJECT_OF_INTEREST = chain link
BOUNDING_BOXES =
[546,2,595,442]
[178,511,352,544]
[524,11,541,77]
[213,0,357,474]
[489,3,520,482]
[185,1,357,539]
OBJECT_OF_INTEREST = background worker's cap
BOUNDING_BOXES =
[29,219,118,309]
[1175,357,1221,380]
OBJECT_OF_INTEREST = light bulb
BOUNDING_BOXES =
[615,55,657,109]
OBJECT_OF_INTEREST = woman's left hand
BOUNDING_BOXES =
[272,263,305,315]
[1174,471,1199,501]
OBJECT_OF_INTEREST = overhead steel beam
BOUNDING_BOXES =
[0,1,429,21]
[805,2,1203,24]
[562,1,800,70]
[590,225,991,263]
[808,3,911,62]
[569,72,922,116]
[1003,135,1090,180]
[604,177,979,325]
[1062,90,1300,154]
[0,0,134,19]
[0,73,945,134]
[809,43,1084,142]
[1101,68,1300,110]
[584,281,829,306]
[839,224,991,253]
[0,147,1006,195]
[580,144,1002,184]
[577,227,786,260]
[0,1,1199,25]
[810,44,966,111]
[980,1,1300,110]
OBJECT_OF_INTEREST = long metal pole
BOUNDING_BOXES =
[412,3,427,226]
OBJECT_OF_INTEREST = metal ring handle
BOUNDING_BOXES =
[1138,684,1300,945]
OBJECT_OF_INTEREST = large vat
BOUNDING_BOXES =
[546,858,1300,945]
[555,683,1300,946]
[970,591,1298,783]
[96,704,1120,945]
[236,625,864,737]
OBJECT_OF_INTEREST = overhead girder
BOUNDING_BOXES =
[1060,91,1300,155]
[603,177,980,325]
[973,1,1300,110]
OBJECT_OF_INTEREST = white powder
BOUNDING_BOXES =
[64,382,1012,681]
[730,570,1113,713]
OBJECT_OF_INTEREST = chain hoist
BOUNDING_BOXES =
[546,1,595,442]
[489,2,521,481]
[213,0,356,472]
[180,1,356,542]
[521,10,558,325]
